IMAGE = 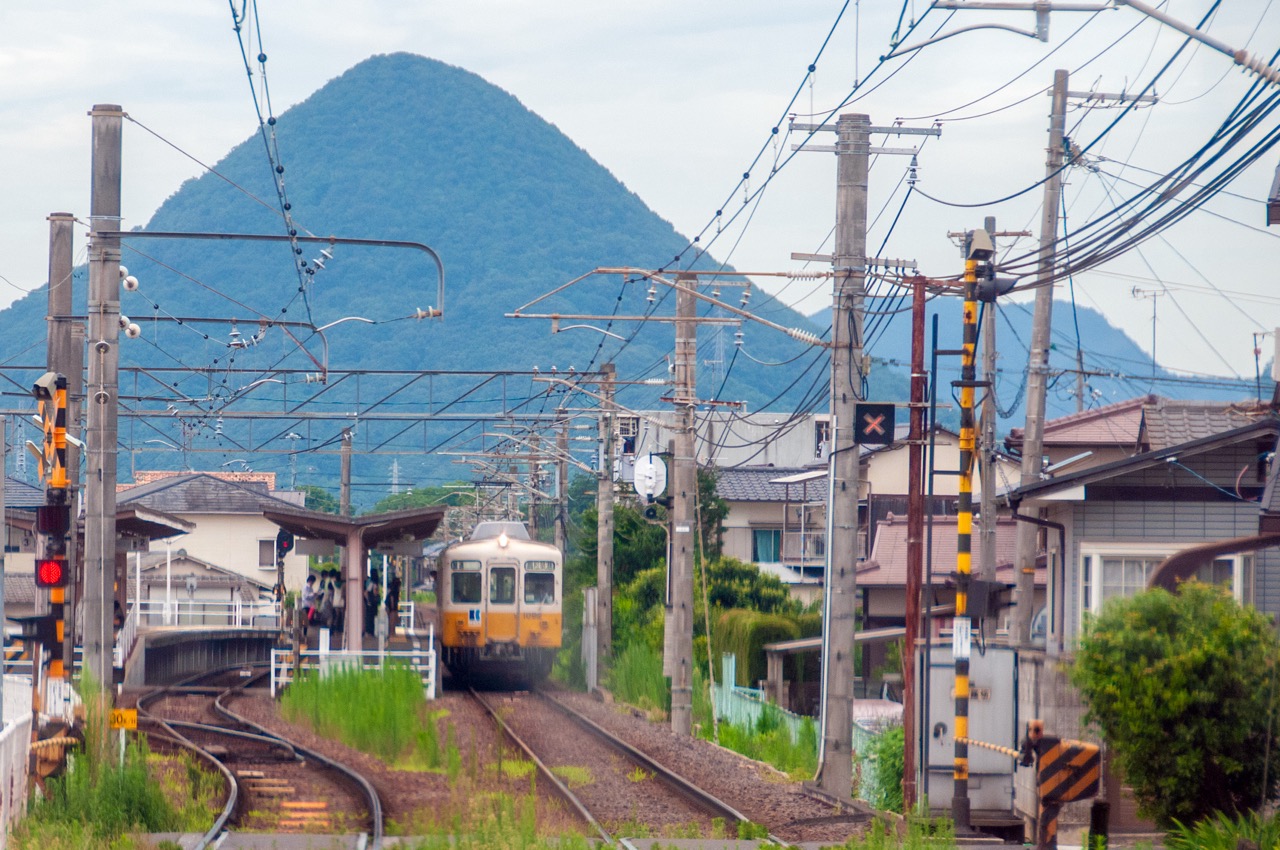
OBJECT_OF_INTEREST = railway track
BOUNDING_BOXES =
[135,665,384,847]
[469,686,779,844]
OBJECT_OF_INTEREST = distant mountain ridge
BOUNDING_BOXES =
[807,296,1260,428]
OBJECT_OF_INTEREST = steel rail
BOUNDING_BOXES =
[135,682,242,848]
[535,688,759,832]
[213,686,385,849]
[468,687,613,845]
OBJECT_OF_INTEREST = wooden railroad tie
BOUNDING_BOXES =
[279,801,331,830]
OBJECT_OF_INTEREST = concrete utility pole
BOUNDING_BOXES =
[47,212,82,675]
[817,112,870,799]
[596,363,616,667]
[670,273,698,736]
[84,104,123,685]
[340,427,353,517]
[979,216,998,602]
[555,420,568,553]
[1013,70,1068,646]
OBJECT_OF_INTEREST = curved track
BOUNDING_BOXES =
[136,664,384,848]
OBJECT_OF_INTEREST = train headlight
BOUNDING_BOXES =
[498,532,509,549]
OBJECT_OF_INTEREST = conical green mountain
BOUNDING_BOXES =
[6,53,897,498]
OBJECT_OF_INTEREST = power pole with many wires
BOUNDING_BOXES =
[84,104,123,686]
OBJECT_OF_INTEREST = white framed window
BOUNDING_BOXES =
[1080,542,1254,618]
[258,539,275,569]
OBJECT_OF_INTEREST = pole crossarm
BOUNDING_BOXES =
[97,230,446,318]
[531,377,673,430]
[508,267,827,346]
[922,1,1280,87]
[479,429,598,476]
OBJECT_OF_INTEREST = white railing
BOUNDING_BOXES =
[130,599,280,629]
[270,624,436,700]
[0,691,33,849]
[399,601,416,633]
[781,529,826,564]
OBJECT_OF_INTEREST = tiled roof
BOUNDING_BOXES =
[858,514,1042,587]
[1141,399,1271,451]
[5,477,46,509]
[3,574,37,607]
[715,467,822,502]
[118,473,301,514]
[1007,395,1154,448]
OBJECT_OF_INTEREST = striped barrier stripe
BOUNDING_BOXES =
[1039,740,1100,804]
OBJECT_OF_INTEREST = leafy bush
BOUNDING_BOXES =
[1072,581,1280,826]
[716,608,800,687]
[864,725,905,813]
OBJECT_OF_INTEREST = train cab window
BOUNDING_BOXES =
[490,567,516,604]
[525,573,555,605]
[451,559,482,604]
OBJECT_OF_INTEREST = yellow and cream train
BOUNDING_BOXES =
[437,521,562,681]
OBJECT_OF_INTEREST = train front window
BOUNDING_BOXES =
[452,572,481,603]
[525,573,555,605]
[490,567,516,604]
[451,560,482,603]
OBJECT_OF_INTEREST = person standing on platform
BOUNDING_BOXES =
[332,571,346,646]
[301,574,318,639]
[386,570,402,634]
[364,569,381,635]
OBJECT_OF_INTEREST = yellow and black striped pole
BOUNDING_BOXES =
[952,252,979,831]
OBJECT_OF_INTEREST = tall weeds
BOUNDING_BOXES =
[280,660,443,767]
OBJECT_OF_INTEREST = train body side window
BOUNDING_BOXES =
[451,559,482,604]
[490,567,516,604]
[525,573,555,605]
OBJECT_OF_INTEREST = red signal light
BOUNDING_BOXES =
[35,557,68,588]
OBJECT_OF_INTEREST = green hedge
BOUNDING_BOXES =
[715,608,801,687]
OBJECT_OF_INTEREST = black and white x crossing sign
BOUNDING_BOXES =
[854,403,896,446]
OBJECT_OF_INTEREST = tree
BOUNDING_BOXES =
[698,467,728,559]
[300,485,340,514]
[1071,581,1280,827]
[369,482,475,514]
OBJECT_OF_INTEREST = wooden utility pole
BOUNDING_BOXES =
[1013,70,1068,645]
[596,364,615,667]
[903,275,927,810]
[670,274,698,736]
[47,212,80,678]
[84,104,123,685]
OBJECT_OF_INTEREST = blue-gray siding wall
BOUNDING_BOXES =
[1054,444,1279,646]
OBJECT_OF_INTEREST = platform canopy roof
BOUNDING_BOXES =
[261,504,448,549]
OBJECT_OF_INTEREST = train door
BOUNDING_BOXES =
[485,559,519,644]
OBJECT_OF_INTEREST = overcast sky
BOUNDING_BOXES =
[2,1,1278,381]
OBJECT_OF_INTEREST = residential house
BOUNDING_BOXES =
[1004,394,1266,474]
[1003,404,1279,834]
[116,472,310,593]
[124,548,274,627]
[714,425,1020,600]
